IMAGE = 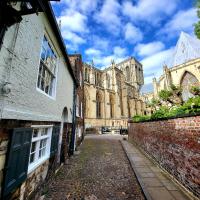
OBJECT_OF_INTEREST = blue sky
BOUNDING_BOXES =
[51,0,198,92]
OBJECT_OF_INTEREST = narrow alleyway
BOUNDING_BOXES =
[43,134,145,200]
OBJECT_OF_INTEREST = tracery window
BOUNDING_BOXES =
[181,71,199,101]
[126,66,130,82]
[107,74,111,89]
[85,68,89,82]
[110,94,115,118]
[116,75,124,116]
[96,92,102,118]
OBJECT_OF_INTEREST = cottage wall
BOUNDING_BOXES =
[0,13,74,122]
[0,10,74,200]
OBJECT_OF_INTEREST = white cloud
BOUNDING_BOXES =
[90,36,110,50]
[135,41,165,57]
[58,0,99,14]
[56,8,88,51]
[122,0,179,24]
[113,46,127,56]
[79,0,99,13]
[141,47,174,84]
[58,10,88,33]
[62,31,86,45]
[85,45,128,68]
[94,0,121,33]
[159,8,198,37]
[124,23,143,43]
[142,48,174,70]
[95,55,127,68]
[85,48,102,56]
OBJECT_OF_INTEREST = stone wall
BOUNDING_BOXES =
[20,160,49,200]
[128,116,200,198]
[0,120,60,200]
[85,118,128,128]
[0,129,9,196]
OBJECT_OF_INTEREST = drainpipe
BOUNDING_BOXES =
[69,82,76,155]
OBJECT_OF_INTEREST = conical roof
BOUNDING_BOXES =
[170,32,200,67]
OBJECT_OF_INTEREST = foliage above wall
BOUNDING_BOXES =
[190,85,200,96]
[158,84,183,105]
[133,96,200,122]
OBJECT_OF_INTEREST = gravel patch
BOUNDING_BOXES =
[43,135,145,200]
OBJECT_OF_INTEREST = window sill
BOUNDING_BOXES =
[36,88,56,100]
[28,155,49,174]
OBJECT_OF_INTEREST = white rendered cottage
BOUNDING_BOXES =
[0,2,77,199]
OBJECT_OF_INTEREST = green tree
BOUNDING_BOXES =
[195,0,200,39]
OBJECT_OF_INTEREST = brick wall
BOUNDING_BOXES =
[69,54,85,145]
[128,116,200,198]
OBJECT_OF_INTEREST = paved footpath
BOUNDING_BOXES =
[43,134,145,200]
[122,140,193,200]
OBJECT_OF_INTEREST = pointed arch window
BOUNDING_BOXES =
[84,90,89,118]
[96,92,102,118]
[181,71,199,101]
[107,74,111,89]
[110,94,115,118]
[126,66,130,82]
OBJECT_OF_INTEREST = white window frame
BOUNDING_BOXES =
[28,125,53,174]
[36,34,58,100]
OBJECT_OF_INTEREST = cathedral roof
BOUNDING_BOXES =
[170,32,200,67]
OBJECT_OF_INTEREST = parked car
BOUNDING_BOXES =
[120,128,128,135]
[101,126,111,134]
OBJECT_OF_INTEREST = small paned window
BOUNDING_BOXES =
[37,36,57,97]
[28,126,52,173]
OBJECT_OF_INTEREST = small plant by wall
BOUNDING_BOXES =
[158,84,183,105]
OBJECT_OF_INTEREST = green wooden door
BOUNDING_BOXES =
[3,128,32,197]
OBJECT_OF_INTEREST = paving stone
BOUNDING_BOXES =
[136,167,152,173]
[147,187,175,200]
[122,141,192,200]
[161,180,178,191]
[141,177,163,187]
[170,191,190,200]
[140,172,155,178]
